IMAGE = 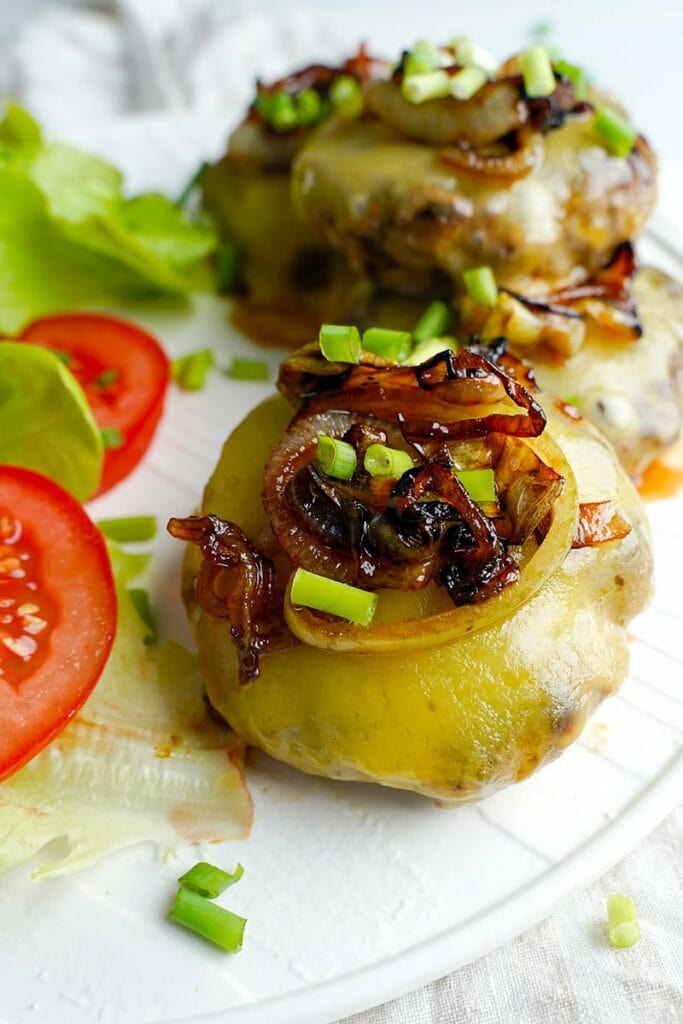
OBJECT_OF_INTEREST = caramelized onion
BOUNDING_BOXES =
[438,135,542,182]
[168,514,287,682]
[573,502,632,548]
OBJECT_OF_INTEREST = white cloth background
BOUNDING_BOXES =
[1,2,681,1021]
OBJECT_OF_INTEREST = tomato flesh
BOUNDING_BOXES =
[0,512,58,687]
[0,466,117,782]
[20,313,170,496]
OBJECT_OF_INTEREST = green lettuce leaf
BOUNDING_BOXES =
[0,340,103,500]
[0,543,252,881]
[0,102,217,332]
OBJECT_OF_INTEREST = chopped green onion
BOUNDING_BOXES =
[169,886,246,953]
[404,45,437,76]
[451,36,497,75]
[217,240,239,291]
[127,587,156,643]
[463,265,498,307]
[226,357,269,381]
[402,70,451,104]
[563,394,580,407]
[555,60,586,100]
[364,443,414,480]
[178,861,244,899]
[412,300,451,342]
[270,91,298,132]
[606,894,640,948]
[319,323,361,363]
[290,567,377,626]
[520,46,556,98]
[317,435,357,480]
[172,348,214,391]
[455,468,496,504]
[94,368,120,389]
[404,336,458,365]
[100,427,124,450]
[329,75,363,117]
[450,65,488,101]
[176,161,209,207]
[593,107,637,158]
[97,515,157,543]
[362,326,413,363]
[296,88,323,125]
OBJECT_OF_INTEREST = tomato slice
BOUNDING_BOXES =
[0,466,117,781]
[20,313,170,495]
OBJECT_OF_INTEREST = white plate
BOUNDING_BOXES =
[0,112,682,1024]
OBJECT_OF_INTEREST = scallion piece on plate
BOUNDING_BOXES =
[455,468,496,504]
[412,300,451,342]
[169,886,246,953]
[329,75,363,117]
[555,60,586,100]
[217,240,239,291]
[97,515,157,543]
[463,265,498,307]
[450,65,488,101]
[404,336,458,366]
[172,349,214,391]
[226,357,269,381]
[593,107,637,158]
[179,861,244,899]
[606,894,640,948]
[100,427,124,450]
[404,45,437,77]
[364,443,414,480]
[451,36,498,75]
[362,326,413,363]
[290,568,378,626]
[401,70,451,104]
[296,88,323,125]
[319,324,361,363]
[127,587,156,642]
[520,46,556,98]
[270,91,298,132]
[317,435,357,480]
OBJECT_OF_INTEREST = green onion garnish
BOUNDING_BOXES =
[451,36,498,75]
[412,300,451,342]
[127,587,156,643]
[329,75,363,117]
[176,161,209,207]
[520,46,556,98]
[404,44,437,77]
[364,443,414,480]
[606,894,640,948]
[450,65,488,101]
[226,357,269,381]
[101,427,124,450]
[169,886,246,953]
[179,861,244,899]
[270,91,298,132]
[404,337,458,365]
[319,323,361,363]
[402,70,451,105]
[217,240,239,292]
[97,515,157,543]
[290,567,378,626]
[455,468,496,504]
[563,394,580,407]
[554,60,586,100]
[296,88,323,125]
[172,348,214,391]
[94,368,120,389]
[593,107,637,158]
[463,265,498,307]
[362,326,412,363]
[317,435,357,480]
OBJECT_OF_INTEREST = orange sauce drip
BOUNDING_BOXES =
[638,437,683,501]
